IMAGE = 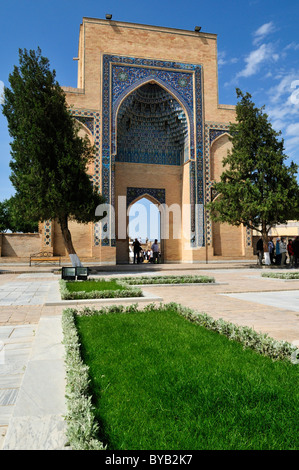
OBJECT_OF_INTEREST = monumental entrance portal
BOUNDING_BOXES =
[42,17,253,263]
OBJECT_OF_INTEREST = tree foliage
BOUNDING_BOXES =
[0,196,38,233]
[2,48,104,263]
[207,89,299,249]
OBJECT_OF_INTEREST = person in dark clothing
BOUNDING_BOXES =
[256,238,264,265]
[133,238,142,264]
[293,236,299,268]
[268,237,275,264]
[287,239,294,267]
[275,238,282,265]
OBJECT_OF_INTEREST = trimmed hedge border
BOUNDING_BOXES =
[59,279,143,300]
[62,307,106,450]
[61,302,298,450]
[261,272,299,280]
[113,274,215,285]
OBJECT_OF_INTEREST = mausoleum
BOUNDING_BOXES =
[40,17,254,264]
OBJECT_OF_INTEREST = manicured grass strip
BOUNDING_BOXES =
[67,279,126,292]
[73,305,299,450]
[114,274,215,285]
[59,278,143,300]
[262,272,299,280]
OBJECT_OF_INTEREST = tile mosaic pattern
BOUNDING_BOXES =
[71,109,101,190]
[43,220,52,247]
[72,109,102,246]
[204,123,230,246]
[102,54,204,247]
[127,187,166,208]
[116,84,188,166]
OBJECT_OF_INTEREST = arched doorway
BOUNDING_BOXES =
[128,197,162,264]
[210,133,243,258]
[114,82,189,264]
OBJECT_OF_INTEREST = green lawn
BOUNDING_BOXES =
[75,308,299,450]
[66,279,126,293]
[60,278,143,300]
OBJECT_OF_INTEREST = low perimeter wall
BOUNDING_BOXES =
[0,233,41,258]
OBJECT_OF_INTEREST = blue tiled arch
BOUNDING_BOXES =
[102,54,204,247]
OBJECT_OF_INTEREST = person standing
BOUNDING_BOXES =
[268,237,275,264]
[287,239,294,267]
[293,236,299,268]
[280,237,287,265]
[133,238,141,264]
[275,238,281,265]
[151,239,159,264]
[256,238,264,265]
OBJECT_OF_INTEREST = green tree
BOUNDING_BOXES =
[2,48,104,266]
[207,89,299,263]
[0,196,38,233]
[0,199,11,233]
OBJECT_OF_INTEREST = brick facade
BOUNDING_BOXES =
[43,17,253,263]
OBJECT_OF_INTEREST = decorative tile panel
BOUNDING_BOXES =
[44,220,52,246]
[127,187,166,208]
[204,122,231,245]
[116,83,188,166]
[70,108,101,246]
[102,54,204,247]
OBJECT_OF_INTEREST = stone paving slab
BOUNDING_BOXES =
[0,265,299,449]
[223,290,299,312]
[0,323,37,442]
[2,316,67,450]
[0,281,58,306]
[0,389,18,406]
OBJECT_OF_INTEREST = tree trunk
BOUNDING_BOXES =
[59,215,83,267]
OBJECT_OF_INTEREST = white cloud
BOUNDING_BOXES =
[0,81,4,105]
[266,73,299,117]
[264,73,299,157]
[284,42,299,52]
[222,20,299,170]
[253,22,276,45]
[231,21,279,81]
[218,51,238,68]
[218,51,227,67]
[267,73,297,104]
[286,122,299,136]
[236,43,275,78]
[285,135,299,156]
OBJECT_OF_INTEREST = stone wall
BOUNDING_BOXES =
[0,233,41,257]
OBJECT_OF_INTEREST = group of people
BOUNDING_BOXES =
[257,236,299,267]
[132,238,160,264]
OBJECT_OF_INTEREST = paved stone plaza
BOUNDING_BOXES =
[0,262,299,450]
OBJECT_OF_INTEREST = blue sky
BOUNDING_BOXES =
[1,0,299,205]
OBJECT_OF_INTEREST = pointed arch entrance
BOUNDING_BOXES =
[128,195,162,264]
[114,82,188,264]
